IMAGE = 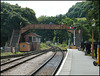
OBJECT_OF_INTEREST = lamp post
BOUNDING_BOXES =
[72,23,76,49]
[68,38,70,49]
[73,23,76,46]
[92,19,95,58]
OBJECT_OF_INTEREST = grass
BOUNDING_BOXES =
[50,43,68,50]
[40,42,68,50]
[56,43,68,50]
[1,52,24,56]
[76,17,87,21]
[40,42,50,50]
[1,42,68,56]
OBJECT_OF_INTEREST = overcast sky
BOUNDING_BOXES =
[2,1,83,18]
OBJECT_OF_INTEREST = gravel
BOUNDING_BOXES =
[35,51,63,75]
[1,56,24,64]
[1,51,54,75]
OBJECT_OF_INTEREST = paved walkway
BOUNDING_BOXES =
[56,49,99,75]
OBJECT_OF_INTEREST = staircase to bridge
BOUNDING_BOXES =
[10,30,21,47]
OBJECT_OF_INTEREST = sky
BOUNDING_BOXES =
[2,1,83,18]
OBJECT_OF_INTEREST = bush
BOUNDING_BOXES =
[40,42,50,50]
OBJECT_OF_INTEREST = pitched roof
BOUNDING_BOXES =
[24,33,41,38]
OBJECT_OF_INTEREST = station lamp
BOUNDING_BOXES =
[92,19,95,58]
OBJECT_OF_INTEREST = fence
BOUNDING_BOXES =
[1,46,19,53]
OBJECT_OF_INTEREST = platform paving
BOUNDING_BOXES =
[56,49,99,75]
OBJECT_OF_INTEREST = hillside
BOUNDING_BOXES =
[66,1,93,18]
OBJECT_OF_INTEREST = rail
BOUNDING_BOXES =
[1,50,48,66]
[52,48,64,75]
[1,48,52,59]
[30,47,64,75]
[0,50,50,73]
[1,46,65,75]
[30,49,56,75]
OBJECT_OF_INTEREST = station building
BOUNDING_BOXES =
[19,33,41,51]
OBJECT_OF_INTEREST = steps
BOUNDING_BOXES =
[10,30,20,47]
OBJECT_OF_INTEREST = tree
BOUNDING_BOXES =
[1,2,37,46]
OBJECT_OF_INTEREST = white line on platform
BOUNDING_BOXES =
[55,49,69,75]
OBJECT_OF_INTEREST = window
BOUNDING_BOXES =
[39,38,40,42]
[36,38,39,42]
[36,38,40,42]
[29,37,32,42]
[32,37,40,42]
[33,37,36,42]
[22,45,25,48]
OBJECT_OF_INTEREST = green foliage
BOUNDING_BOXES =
[1,1,99,47]
[37,15,74,44]
[37,1,99,44]
[51,43,68,50]
[82,26,91,41]
[76,17,86,21]
[1,52,24,56]
[88,38,96,42]
[66,1,92,18]
[53,36,56,43]
[1,2,38,46]
[40,42,50,50]
[85,1,99,27]
[62,17,73,26]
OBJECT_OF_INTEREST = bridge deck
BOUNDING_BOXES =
[21,24,74,34]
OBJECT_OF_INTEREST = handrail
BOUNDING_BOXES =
[10,29,15,46]
[21,24,74,34]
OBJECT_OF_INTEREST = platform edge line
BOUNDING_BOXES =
[55,49,70,75]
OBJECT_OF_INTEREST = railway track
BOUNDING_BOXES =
[1,48,52,59]
[1,49,50,65]
[30,47,64,75]
[0,49,51,73]
[1,46,65,75]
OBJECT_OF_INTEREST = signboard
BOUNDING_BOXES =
[68,26,74,29]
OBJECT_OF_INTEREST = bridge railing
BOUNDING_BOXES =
[21,24,74,34]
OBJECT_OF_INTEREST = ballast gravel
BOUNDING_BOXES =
[1,51,54,75]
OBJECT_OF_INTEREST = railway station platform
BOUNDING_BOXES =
[56,49,99,75]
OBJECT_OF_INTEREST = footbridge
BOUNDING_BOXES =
[6,24,81,52]
[21,24,74,34]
